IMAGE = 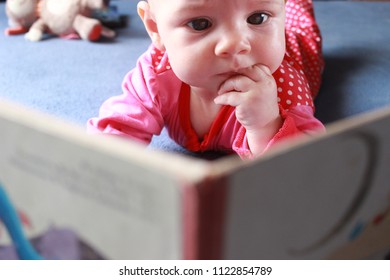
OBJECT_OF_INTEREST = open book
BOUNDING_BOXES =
[0,100,389,260]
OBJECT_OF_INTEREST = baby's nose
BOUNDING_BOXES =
[215,28,251,57]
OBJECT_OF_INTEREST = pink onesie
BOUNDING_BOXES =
[87,0,325,159]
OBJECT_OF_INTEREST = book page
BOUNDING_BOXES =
[222,108,390,259]
[0,100,197,259]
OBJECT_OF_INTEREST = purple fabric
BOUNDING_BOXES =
[0,227,104,260]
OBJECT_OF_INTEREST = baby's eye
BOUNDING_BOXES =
[247,12,269,25]
[187,18,212,31]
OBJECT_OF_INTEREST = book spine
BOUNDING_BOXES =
[182,177,228,259]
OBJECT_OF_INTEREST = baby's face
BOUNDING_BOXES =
[149,0,286,93]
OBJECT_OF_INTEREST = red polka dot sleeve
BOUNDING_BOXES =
[284,0,324,98]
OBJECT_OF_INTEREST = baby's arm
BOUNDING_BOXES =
[214,64,283,155]
[215,61,325,158]
[87,53,165,144]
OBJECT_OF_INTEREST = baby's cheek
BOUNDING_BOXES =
[255,35,285,74]
[271,40,286,74]
[170,57,204,83]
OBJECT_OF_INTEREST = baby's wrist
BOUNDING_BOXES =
[245,115,283,155]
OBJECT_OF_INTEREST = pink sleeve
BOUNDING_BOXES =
[87,51,165,145]
[233,105,325,159]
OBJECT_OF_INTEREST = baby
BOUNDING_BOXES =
[88,0,325,159]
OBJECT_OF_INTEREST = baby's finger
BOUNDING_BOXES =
[238,64,272,82]
[218,75,253,95]
[214,91,243,107]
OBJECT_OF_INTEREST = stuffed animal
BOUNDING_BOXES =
[25,0,115,42]
[4,0,39,35]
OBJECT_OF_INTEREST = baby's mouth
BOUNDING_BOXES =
[219,64,253,76]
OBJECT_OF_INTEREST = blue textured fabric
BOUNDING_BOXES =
[0,1,389,152]
[313,1,390,123]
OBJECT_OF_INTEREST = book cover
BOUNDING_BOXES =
[0,100,389,259]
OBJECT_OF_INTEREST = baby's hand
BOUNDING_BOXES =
[214,64,282,155]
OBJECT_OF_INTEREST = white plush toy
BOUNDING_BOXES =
[25,0,115,42]
[4,0,39,35]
